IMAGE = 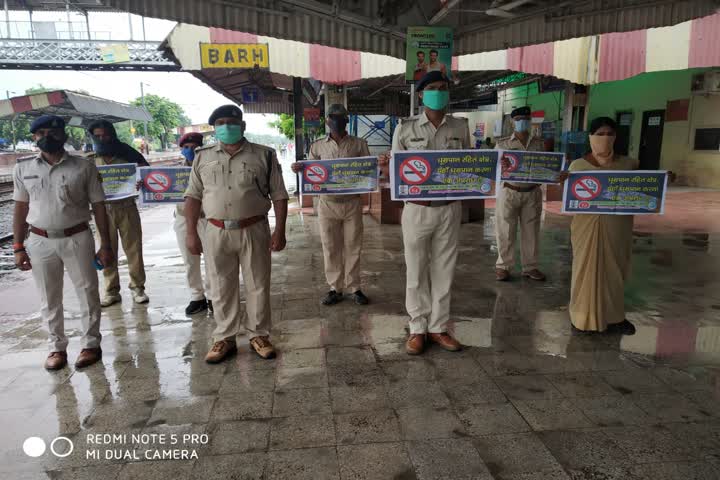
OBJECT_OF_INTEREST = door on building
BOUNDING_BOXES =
[615,111,633,156]
[638,110,665,169]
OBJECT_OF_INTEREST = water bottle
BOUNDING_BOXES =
[93,256,104,271]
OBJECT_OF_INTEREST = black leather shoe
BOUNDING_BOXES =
[322,290,343,306]
[607,319,636,336]
[208,300,213,314]
[185,299,208,315]
[351,290,369,305]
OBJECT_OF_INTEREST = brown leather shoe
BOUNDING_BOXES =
[44,351,68,370]
[428,333,462,352]
[74,348,102,369]
[522,269,547,281]
[250,336,276,359]
[405,334,426,355]
[495,268,511,281]
[205,340,237,364]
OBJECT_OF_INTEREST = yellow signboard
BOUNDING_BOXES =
[200,43,269,69]
[100,44,130,64]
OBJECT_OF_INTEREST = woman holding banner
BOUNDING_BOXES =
[568,117,638,336]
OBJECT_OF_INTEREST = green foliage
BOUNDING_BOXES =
[244,132,290,147]
[268,113,325,141]
[130,94,187,149]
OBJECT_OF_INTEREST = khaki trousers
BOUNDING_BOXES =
[401,202,461,334]
[495,186,542,272]
[205,219,272,343]
[26,229,102,352]
[173,214,214,302]
[98,199,146,296]
[317,196,363,292]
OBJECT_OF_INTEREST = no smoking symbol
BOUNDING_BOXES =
[400,157,431,185]
[144,172,171,193]
[304,164,328,184]
[571,176,602,201]
[502,153,520,177]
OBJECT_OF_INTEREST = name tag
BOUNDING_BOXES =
[410,138,425,142]
[23,175,39,179]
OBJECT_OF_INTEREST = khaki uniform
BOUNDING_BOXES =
[92,154,147,297]
[308,134,371,293]
[392,111,471,334]
[185,141,289,342]
[494,134,546,272]
[13,153,105,352]
[174,203,214,302]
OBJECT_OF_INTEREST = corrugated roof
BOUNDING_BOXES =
[105,0,719,58]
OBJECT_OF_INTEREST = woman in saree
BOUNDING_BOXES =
[568,117,638,335]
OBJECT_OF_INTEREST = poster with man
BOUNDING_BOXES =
[405,26,453,82]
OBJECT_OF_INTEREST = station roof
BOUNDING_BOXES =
[3,1,118,12]
[0,90,153,126]
[102,0,719,58]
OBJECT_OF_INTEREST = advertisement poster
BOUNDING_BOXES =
[138,166,192,204]
[500,150,566,184]
[390,150,500,201]
[562,170,668,215]
[97,163,137,200]
[300,157,378,195]
[405,26,453,81]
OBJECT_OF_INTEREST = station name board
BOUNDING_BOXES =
[200,43,269,69]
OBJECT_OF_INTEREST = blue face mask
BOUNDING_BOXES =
[422,90,450,111]
[181,146,195,162]
[514,119,530,133]
[215,124,244,144]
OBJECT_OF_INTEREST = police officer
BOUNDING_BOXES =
[175,132,214,315]
[87,120,150,306]
[290,104,371,306]
[12,115,114,370]
[184,105,289,363]
[494,106,547,282]
[379,71,470,355]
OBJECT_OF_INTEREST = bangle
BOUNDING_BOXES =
[12,243,23,250]
[14,247,26,254]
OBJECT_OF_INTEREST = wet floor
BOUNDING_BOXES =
[0,201,719,480]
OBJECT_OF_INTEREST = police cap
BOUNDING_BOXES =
[208,104,243,125]
[30,115,65,134]
[510,106,531,118]
[327,104,349,116]
[178,132,204,147]
[416,71,449,91]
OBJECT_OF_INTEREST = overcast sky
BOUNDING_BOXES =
[1,11,279,135]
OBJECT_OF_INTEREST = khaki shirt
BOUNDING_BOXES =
[308,134,371,201]
[13,153,105,230]
[495,133,547,188]
[185,141,289,220]
[392,111,471,152]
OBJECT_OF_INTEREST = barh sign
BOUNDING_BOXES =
[200,43,269,69]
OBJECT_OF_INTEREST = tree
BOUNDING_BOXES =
[269,113,325,142]
[130,94,187,150]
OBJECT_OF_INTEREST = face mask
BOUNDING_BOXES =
[181,146,195,162]
[215,124,244,144]
[422,90,449,111]
[327,117,348,134]
[92,135,120,156]
[589,134,616,163]
[37,135,65,154]
[514,119,530,133]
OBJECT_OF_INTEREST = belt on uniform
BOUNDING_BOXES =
[320,195,358,203]
[105,197,137,207]
[503,183,539,193]
[407,200,457,207]
[30,223,89,239]
[208,215,265,230]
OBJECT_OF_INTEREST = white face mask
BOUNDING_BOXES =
[514,119,530,133]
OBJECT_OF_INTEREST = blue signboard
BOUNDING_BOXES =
[97,163,137,200]
[138,166,192,204]
[300,157,379,195]
[390,149,500,201]
[500,150,565,184]
[562,170,667,215]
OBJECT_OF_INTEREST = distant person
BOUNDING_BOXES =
[485,137,494,149]
[291,104,371,306]
[413,51,428,81]
[12,115,114,370]
[87,119,150,307]
[427,50,448,77]
[175,132,215,315]
[184,105,289,363]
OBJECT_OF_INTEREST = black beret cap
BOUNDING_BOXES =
[416,71,449,91]
[208,104,243,125]
[30,115,65,133]
[179,132,204,147]
[510,106,531,118]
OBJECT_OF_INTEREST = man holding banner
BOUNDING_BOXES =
[494,106,548,282]
[379,71,470,356]
[291,104,371,306]
[88,120,150,307]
